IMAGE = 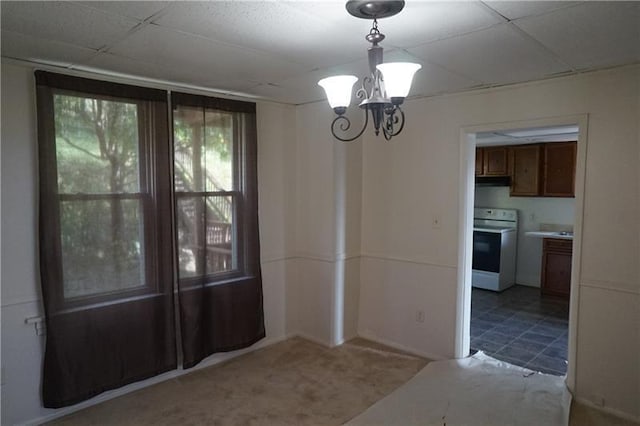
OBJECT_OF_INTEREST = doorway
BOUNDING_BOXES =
[456,116,588,389]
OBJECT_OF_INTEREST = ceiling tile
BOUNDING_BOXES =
[380,50,480,97]
[483,1,582,20]
[153,1,366,68]
[407,23,570,85]
[1,30,97,66]
[75,1,171,21]
[371,1,504,48]
[78,52,261,97]
[108,24,312,85]
[407,62,479,98]
[78,52,167,80]
[249,83,315,105]
[0,1,139,50]
[515,2,640,69]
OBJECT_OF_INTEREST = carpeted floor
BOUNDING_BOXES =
[49,337,638,426]
[50,337,428,425]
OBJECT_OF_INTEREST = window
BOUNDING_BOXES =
[36,71,177,408]
[36,72,263,407]
[172,94,257,285]
[54,93,151,300]
[171,93,263,369]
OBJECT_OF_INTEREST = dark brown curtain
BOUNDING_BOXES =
[171,92,264,368]
[35,71,176,407]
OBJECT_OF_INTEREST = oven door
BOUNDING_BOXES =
[472,231,501,273]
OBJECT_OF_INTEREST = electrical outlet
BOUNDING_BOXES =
[432,216,441,229]
[416,310,425,323]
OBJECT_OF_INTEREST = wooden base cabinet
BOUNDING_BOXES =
[541,238,572,299]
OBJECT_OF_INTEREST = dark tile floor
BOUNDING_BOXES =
[471,285,569,375]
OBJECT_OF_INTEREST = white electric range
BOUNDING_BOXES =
[472,208,518,292]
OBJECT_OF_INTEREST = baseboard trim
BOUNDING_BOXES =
[290,331,336,348]
[356,330,447,362]
[26,335,288,426]
[574,396,640,424]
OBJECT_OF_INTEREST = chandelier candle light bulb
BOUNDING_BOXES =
[317,0,421,141]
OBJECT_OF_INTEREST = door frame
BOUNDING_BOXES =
[455,114,589,392]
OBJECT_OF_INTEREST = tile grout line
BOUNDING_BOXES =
[471,290,569,375]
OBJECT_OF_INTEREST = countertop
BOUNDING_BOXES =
[525,231,574,240]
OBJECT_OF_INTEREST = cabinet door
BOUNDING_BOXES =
[475,147,484,176]
[509,144,542,196]
[541,239,572,299]
[543,142,577,197]
[483,146,508,175]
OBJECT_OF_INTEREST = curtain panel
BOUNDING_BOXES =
[171,92,265,368]
[35,71,265,407]
[35,71,176,407]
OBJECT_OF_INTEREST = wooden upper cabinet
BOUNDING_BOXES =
[477,142,576,197]
[475,147,484,176]
[483,146,509,175]
[476,146,508,176]
[509,144,542,196]
[543,142,577,197]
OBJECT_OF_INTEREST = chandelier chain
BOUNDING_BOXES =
[370,18,379,34]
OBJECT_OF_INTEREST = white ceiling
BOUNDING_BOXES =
[1,1,639,105]
[476,125,579,146]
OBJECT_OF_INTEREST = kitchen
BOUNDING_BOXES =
[470,125,577,375]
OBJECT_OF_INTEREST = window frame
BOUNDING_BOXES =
[36,73,171,311]
[172,102,252,287]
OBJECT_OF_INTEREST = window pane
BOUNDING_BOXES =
[176,197,204,278]
[176,196,235,279]
[54,94,141,194]
[204,110,233,192]
[60,199,145,298]
[173,106,205,192]
[173,106,233,193]
[205,195,234,273]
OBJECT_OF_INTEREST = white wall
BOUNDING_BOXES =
[3,60,639,423]
[475,186,576,286]
[290,101,363,346]
[0,62,294,425]
[358,65,639,419]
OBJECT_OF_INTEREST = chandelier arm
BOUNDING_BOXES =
[357,76,373,100]
[383,105,405,139]
[330,109,370,142]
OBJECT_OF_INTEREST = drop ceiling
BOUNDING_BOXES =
[477,125,579,146]
[1,1,639,105]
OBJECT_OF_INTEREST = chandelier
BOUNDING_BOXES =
[318,0,421,142]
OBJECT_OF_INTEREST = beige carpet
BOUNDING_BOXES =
[50,337,428,425]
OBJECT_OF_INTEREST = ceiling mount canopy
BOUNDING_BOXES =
[345,0,405,20]
[318,0,421,142]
